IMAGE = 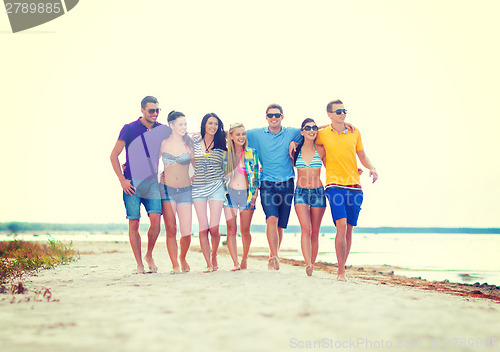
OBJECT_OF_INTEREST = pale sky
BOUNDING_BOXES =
[1,0,499,227]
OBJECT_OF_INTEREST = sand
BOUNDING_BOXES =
[1,241,499,352]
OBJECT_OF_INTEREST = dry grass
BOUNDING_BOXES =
[0,240,77,294]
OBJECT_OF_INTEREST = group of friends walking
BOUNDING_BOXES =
[110,96,378,281]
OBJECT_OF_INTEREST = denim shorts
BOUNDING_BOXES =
[260,179,294,229]
[123,178,163,220]
[225,187,256,211]
[192,184,226,202]
[325,186,363,226]
[293,186,326,208]
[162,185,192,205]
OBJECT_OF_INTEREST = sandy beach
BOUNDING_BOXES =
[1,241,499,352]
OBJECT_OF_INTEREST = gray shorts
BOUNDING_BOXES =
[162,185,192,205]
[225,187,256,211]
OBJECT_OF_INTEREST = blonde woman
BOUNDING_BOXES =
[223,123,260,270]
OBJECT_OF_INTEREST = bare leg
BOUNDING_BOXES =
[177,203,192,272]
[179,236,191,272]
[295,204,313,275]
[210,233,220,271]
[266,216,280,270]
[224,207,240,269]
[193,200,212,272]
[278,227,284,250]
[144,213,160,272]
[310,206,326,264]
[345,224,354,262]
[239,209,254,270]
[128,219,144,274]
[163,203,180,272]
[335,218,348,281]
[208,200,224,271]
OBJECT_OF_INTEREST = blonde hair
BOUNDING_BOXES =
[226,123,248,174]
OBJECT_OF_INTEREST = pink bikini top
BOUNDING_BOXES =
[237,165,247,176]
[237,150,247,176]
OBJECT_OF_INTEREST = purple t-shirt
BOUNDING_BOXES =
[118,118,168,180]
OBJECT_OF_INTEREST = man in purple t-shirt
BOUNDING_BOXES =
[110,96,167,274]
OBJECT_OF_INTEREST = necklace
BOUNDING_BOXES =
[204,138,214,153]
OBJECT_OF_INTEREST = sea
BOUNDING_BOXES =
[1,231,499,286]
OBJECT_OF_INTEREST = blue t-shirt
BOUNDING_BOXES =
[246,126,302,182]
[117,118,168,180]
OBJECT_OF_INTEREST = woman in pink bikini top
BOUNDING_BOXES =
[222,123,260,271]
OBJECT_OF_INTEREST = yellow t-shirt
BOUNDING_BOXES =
[316,126,364,186]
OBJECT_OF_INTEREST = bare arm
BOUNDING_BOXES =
[316,144,326,165]
[189,146,196,182]
[110,140,136,195]
[356,150,378,183]
[289,141,299,159]
[158,139,168,183]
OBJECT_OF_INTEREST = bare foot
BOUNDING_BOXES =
[306,264,314,277]
[203,266,214,273]
[268,256,279,270]
[171,266,181,275]
[268,257,273,270]
[231,265,241,272]
[180,258,190,273]
[144,254,158,273]
[212,254,218,271]
[132,266,145,274]
[337,273,348,282]
[240,257,248,270]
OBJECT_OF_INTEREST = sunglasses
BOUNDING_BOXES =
[331,109,347,115]
[302,125,318,131]
[147,108,161,114]
[266,113,282,118]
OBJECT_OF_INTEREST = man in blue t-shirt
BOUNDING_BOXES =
[110,96,167,274]
[247,104,302,270]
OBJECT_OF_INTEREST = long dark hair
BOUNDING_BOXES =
[293,118,316,166]
[167,110,193,149]
[200,113,227,151]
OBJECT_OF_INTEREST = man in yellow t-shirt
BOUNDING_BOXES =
[316,99,378,282]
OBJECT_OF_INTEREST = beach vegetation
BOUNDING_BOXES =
[0,240,77,294]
